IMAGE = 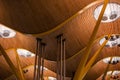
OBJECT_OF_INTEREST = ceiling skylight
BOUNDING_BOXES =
[107,71,120,75]
[99,34,120,47]
[36,65,48,71]
[103,57,120,64]
[48,77,57,80]
[17,48,35,57]
[94,3,120,22]
[107,71,120,79]
[0,24,16,38]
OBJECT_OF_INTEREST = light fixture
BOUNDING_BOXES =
[17,48,35,57]
[103,57,120,65]
[107,71,120,79]
[48,77,57,80]
[99,34,120,47]
[0,24,16,38]
[94,3,120,22]
[36,65,48,71]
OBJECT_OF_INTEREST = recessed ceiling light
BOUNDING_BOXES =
[94,3,120,22]
[0,24,16,38]
[17,48,35,57]
[48,77,57,80]
[103,57,120,64]
[99,34,120,47]
[107,71,120,76]
[36,65,48,71]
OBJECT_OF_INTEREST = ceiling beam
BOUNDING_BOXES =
[73,0,109,80]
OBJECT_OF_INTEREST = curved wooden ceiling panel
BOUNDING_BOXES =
[38,0,120,60]
[84,59,120,80]
[0,32,36,53]
[0,48,56,79]
[0,0,96,34]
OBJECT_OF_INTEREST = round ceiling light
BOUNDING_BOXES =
[99,34,120,47]
[17,48,35,57]
[36,65,48,71]
[107,71,120,79]
[0,24,16,38]
[48,77,57,80]
[94,3,120,22]
[107,71,120,76]
[103,57,120,64]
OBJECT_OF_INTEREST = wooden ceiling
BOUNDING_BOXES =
[0,0,120,80]
[0,0,96,34]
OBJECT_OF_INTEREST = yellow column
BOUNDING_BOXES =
[15,49,25,80]
[73,0,109,80]
[0,45,21,80]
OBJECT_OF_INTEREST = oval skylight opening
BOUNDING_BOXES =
[17,49,35,57]
[48,77,57,80]
[107,71,120,79]
[99,34,120,47]
[36,65,48,71]
[0,24,16,38]
[94,3,120,22]
[107,71,120,76]
[103,57,120,64]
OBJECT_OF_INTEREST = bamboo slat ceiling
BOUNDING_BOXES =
[0,0,120,80]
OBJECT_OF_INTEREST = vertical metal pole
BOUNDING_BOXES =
[57,36,60,80]
[63,39,66,80]
[37,39,42,80]
[41,43,46,80]
[34,38,42,80]
[60,35,63,80]
[56,34,63,80]
[34,38,39,80]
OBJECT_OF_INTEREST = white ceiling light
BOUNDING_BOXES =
[48,77,57,80]
[17,48,35,57]
[103,57,120,64]
[0,24,16,38]
[94,3,120,22]
[99,34,120,47]
[107,71,120,76]
[36,65,48,71]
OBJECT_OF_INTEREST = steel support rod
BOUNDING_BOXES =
[60,35,63,80]
[56,34,63,80]
[41,43,46,80]
[34,38,39,80]
[37,39,42,80]
[57,36,60,80]
[63,39,66,80]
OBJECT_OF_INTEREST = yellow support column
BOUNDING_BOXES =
[73,0,109,80]
[79,35,111,79]
[0,45,24,80]
[15,49,25,80]
[102,57,112,80]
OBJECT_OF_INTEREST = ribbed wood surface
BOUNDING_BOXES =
[0,0,96,34]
